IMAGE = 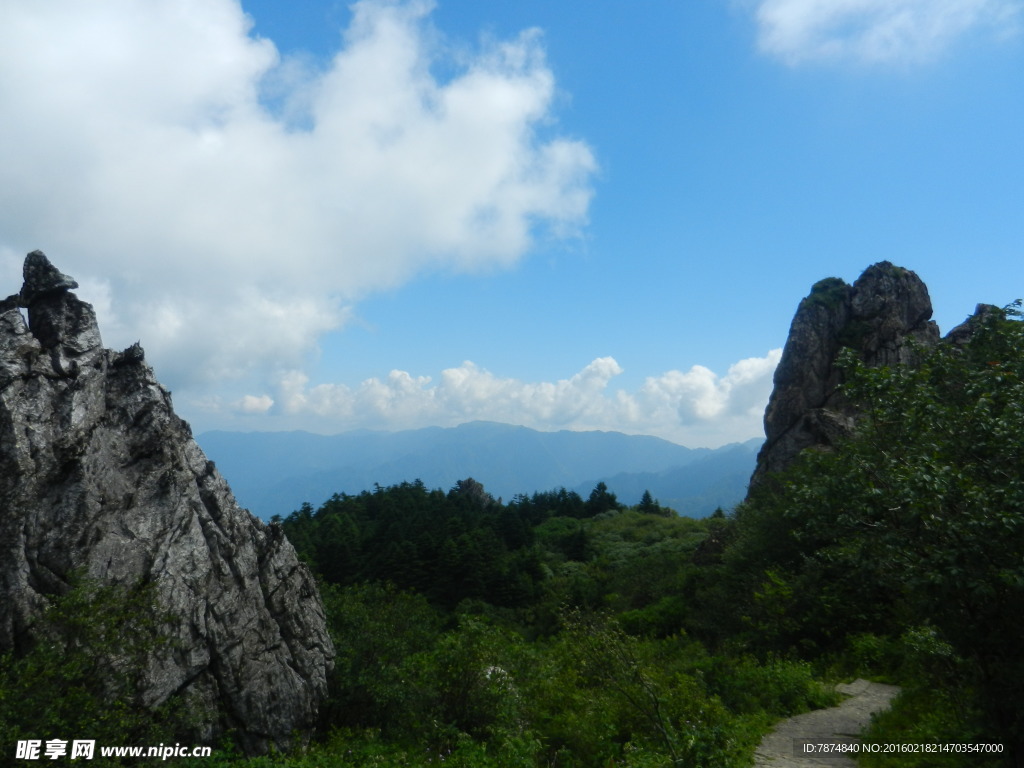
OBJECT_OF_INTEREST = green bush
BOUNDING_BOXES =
[0,577,196,762]
[860,686,1003,768]
[705,655,837,717]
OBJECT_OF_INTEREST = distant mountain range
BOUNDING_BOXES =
[196,421,761,520]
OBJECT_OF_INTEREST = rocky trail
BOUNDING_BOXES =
[754,679,901,767]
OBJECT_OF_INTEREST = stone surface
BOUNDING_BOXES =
[751,262,939,485]
[0,251,334,754]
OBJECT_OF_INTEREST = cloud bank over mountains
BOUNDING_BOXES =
[753,0,1022,64]
[0,0,594,387]
[15,0,997,445]
[223,351,783,448]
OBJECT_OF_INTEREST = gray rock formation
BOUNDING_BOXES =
[751,262,939,485]
[0,251,334,753]
[944,302,1003,347]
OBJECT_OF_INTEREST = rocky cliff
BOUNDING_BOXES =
[751,262,940,485]
[0,251,334,753]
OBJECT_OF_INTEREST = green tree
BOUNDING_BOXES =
[585,481,622,517]
[320,582,442,733]
[637,489,662,514]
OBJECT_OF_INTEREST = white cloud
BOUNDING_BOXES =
[0,0,595,388]
[236,394,274,414]
[753,0,1022,64]
[239,351,782,447]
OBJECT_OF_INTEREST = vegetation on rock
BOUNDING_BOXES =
[3,254,1020,766]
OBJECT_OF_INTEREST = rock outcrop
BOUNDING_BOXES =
[751,262,939,485]
[0,251,334,753]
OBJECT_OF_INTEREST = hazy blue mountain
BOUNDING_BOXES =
[571,439,762,517]
[196,421,760,520]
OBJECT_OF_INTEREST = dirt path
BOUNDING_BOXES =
[754,679,901,767]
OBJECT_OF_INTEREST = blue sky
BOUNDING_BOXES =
[1,0,1022,446]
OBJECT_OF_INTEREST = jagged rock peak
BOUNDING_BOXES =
[20,249,79,305]
[751,262,939,485]
[0,251,334,754]
[6,250,102,371]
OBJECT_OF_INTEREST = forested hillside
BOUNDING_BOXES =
[197,423,759,520]
[3,304,1021,766]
